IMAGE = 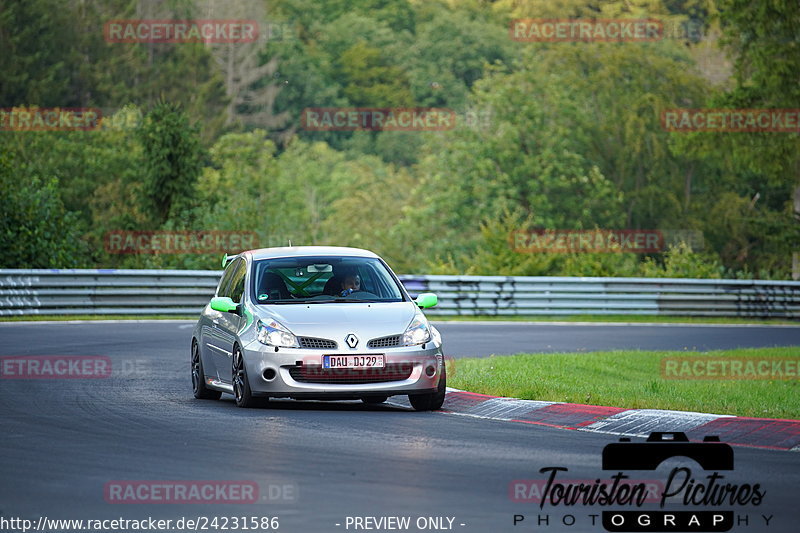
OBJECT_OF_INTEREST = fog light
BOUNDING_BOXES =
[262,368,277,381]
[425,365,436,377]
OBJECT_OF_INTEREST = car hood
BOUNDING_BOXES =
[260,301,419,341]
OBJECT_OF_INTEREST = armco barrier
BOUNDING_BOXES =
[0,270,798,318]
[402,275,800,318]
[0,269,220,316]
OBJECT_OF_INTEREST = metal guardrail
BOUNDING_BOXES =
[1,270,799,318]
[0,270,220,316]
[401,275,800,318]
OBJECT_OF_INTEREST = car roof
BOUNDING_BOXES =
[246,246,380,261]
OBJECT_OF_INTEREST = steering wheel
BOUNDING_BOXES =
[343,290,379,298]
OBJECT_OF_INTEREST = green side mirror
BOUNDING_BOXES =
[415,292,438,309]
[210,296,238,313]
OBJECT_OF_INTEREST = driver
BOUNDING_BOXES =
[340,273,361,297]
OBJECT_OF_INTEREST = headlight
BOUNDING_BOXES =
[431,325,442,345]
[402,313,432,346]
[257,319,299,348]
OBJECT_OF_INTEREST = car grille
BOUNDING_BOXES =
[367,335,402,348]
[288,363,414,384]
[298,337,337,349]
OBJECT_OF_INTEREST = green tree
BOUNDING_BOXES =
[514,43,709,230]
[0,106,147,266]
[397,36,717,275]
[271,0,416,33]
[0,152,87,268]
[407,3,515,108]
[717,0,800,278]
[639,242,723,278]
[669,0,800,277]
[0,0,81,106]
[139,101,205,226]
[338,41,413,107]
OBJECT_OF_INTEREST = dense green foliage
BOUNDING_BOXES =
[0,0,797,277]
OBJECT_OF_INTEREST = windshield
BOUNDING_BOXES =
[251,256,405,304]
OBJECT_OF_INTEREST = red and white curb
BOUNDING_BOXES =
[391,388,800,451]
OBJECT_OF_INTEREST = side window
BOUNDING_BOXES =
[229,261,247,304]
[216,259,239,298]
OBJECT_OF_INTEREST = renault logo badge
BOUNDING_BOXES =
[345,333,359,349]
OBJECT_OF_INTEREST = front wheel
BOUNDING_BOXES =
[192,340,221,400]
[409,361,446,411]
[232,345,267,408]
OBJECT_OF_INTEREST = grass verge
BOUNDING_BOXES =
[449,347,800,419]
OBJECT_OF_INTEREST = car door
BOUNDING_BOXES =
[212,258,247,383]
[201,258,240,380]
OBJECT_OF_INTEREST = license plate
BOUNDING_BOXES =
[323,355,385,369]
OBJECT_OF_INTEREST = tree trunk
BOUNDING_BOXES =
[684,165,694,211]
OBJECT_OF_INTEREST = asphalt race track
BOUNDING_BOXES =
[1,321,799,532]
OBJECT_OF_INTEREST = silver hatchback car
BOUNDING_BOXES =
[191,246,446,410]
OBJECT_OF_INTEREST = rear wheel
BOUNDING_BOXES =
[409,361,446,411]
[192,340,221,400]
[232,345,267,408]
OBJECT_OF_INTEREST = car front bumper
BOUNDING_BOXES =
[240,339,443,399]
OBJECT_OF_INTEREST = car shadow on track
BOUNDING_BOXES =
[190,395,416,413]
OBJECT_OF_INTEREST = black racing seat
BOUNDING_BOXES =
[257,272,291,301]
[322,275,342,296]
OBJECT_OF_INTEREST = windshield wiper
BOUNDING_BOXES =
[263,299,314,304]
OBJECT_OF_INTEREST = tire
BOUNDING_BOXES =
[232,345,267,408]
[361,395,388,405]
[192,340,221,400]
[409,360,446,411]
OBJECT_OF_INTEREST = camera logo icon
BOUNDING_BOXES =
[602,432,734,471]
